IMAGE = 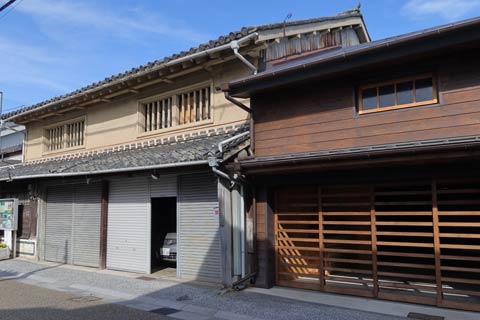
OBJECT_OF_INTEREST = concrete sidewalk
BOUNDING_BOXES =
[1,259,407,320]
[0,280,169,320]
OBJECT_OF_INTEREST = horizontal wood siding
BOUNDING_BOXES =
[255,185,275,288]
[253,55,480,158]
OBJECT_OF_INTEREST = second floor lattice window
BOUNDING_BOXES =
[142,86,211,133]
[177,86,211,125]
[46,119,85,152]
[143,97,173,132]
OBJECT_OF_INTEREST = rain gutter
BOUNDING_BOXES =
[5,32,259,122]
[0,159,209,182]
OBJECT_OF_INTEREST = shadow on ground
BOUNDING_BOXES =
[0,259,407,320]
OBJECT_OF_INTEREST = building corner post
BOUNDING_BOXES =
[99,180,109,270]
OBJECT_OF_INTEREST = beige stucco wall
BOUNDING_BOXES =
[24,59,251,161]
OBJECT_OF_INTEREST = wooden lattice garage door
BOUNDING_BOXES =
[274,179,480,311]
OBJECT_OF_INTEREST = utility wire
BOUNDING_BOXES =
[0,0,22,22]
[0,0,16,12]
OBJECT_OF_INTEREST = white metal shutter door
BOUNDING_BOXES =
[107,177,150,273]
[45,185,74,264]
[178,172,221,282]
[150,175,177,197]
[72,183,102,267]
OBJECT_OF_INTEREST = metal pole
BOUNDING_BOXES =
[0,92,3,162]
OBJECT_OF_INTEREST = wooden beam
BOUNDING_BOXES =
[22,118,42,123]
[181,62,192,69]
[431,181,443,306]
[38,112,61,119]
[161,78,174,84]
[99,180,109,270]
[207,51,221,59]
[370,185,379,298]
[318,187,325,289]
[274,194,279,287]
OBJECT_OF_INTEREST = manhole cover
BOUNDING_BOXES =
[176,294,190,301]
[407,312,444,320]
[137,276,156,281]
[150,307,179,315]
[69,296,103,303]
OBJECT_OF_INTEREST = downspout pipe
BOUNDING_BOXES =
[211,165,232,183]
[209,130,250,186]
[230,41,257,75]
[209,132,255,289]
[224,92,251,114]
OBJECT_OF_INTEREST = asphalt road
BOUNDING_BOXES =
[0,280,169,320]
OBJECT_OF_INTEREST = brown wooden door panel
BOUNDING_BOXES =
[274,179,480,312]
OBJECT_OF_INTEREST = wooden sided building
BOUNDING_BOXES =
[224,17,480,311]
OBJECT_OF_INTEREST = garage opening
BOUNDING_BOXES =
[274,179,480,312]
[151,197,177,273]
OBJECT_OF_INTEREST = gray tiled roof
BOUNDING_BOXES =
[228,15,480,91]
[0,126,249,181]
[1,10,362,120]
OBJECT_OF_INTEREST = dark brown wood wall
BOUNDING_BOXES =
[253,53,480,158]
[255,185,275,288]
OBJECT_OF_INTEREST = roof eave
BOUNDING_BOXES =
[226,17,480,98]
[238,139,480,174]
[0,159,210,182]
[6,33,260,123]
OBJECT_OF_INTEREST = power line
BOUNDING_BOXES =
[0,0,22,22]
[0,0,17,12]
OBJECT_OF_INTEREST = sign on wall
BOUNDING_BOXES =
[0,199,18,231]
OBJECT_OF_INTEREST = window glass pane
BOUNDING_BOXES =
[361,88,377,110]
[379,84,395,107]
[396,81,414,105]
[415,78,434,102]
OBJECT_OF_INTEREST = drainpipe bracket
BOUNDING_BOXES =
[208,156,221,168]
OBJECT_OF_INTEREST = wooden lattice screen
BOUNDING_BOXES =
[274,179,480,312]
[142,86,211,133]
[46,119,85,152]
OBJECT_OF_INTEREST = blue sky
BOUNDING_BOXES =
[1,0,479,112]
